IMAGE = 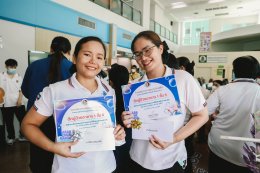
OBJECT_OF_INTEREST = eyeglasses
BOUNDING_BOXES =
[132,45,156,60]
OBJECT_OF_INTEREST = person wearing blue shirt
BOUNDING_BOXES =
[21,36,73,173]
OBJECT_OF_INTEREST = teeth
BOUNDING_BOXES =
[87,67,96,70]
[143,61,151,66]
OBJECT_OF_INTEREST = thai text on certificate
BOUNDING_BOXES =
[54,96,116,152]
[122,75,182,142]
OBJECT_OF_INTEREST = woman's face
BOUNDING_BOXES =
[75,41,105,79]
[133,37,163,74]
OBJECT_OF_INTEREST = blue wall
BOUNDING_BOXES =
[117,27,135,49]
[0,0,135,48]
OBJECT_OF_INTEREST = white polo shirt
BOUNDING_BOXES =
[0,72,22,107]
[207,78,260,167]
[34,73,116,173]
[129,66,206,170]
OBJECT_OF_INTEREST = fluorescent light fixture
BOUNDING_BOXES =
[208,0,225,3]
[171,2,187,9]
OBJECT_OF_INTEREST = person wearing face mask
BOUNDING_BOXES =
[129,65,141,81]
[0,59,26,145]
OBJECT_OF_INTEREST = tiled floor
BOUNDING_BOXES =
[0,141,30,173]
[0,140,209,173]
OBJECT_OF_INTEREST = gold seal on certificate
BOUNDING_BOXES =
[54,96,116,152]
[122,75,182,142]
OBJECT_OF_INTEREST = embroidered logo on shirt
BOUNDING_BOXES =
[102,91,107,96]
[33,104,38,111]
[36,93,41,100]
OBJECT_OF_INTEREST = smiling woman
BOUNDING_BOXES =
[21,36,126,173]
[121,30,209,173]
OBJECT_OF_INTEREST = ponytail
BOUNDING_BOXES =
[48,36,71,84]
[177,57,195,76]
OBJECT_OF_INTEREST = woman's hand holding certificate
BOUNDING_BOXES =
[52,141,85,158]
[114,124,126,141]
[122,111,174,149]
[54,96,119,153]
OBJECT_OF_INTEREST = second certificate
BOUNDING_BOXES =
[122,75,182,142]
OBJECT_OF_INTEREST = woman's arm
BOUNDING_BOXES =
[174,107,208,143]
[149,107,208,149]
[21,107,84,158]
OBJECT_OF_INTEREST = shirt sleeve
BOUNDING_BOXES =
[33,86,54,117]
[184,72,206,113]
[17,75,23,89]
[0,73,4,88]
[21,66,32,98]
[206,89,220,115]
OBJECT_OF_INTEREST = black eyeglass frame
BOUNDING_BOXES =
[132,45,157,60]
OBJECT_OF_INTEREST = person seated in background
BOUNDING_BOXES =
[129,65,141,81]
[0,59,26,145]
[207,55,260,173]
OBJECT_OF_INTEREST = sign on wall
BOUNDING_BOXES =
[198,55,227,63]
[198,55,207,63]
[199,32,211,52]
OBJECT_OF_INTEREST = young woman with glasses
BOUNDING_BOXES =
[121,31,209,173]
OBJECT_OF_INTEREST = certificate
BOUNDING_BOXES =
[54,96,116,152]
[122,75,181,142]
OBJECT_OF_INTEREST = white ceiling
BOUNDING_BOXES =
[155,0,260,21]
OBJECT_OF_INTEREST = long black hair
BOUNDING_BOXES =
[108,64,129,125]
[48,36,71,84]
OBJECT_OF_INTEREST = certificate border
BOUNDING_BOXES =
[54,95,116,142]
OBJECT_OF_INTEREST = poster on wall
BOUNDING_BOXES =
[199,32,211,52]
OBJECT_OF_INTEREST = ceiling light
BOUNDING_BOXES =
[171,2,187,9]
[208,0,225,3]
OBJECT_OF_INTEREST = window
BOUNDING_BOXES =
[150,20,155,31]
[122,3,133,20]
[133,9,141,25]
[111,0,122,15]
[183,20,209,45]
[155,23,160,35]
